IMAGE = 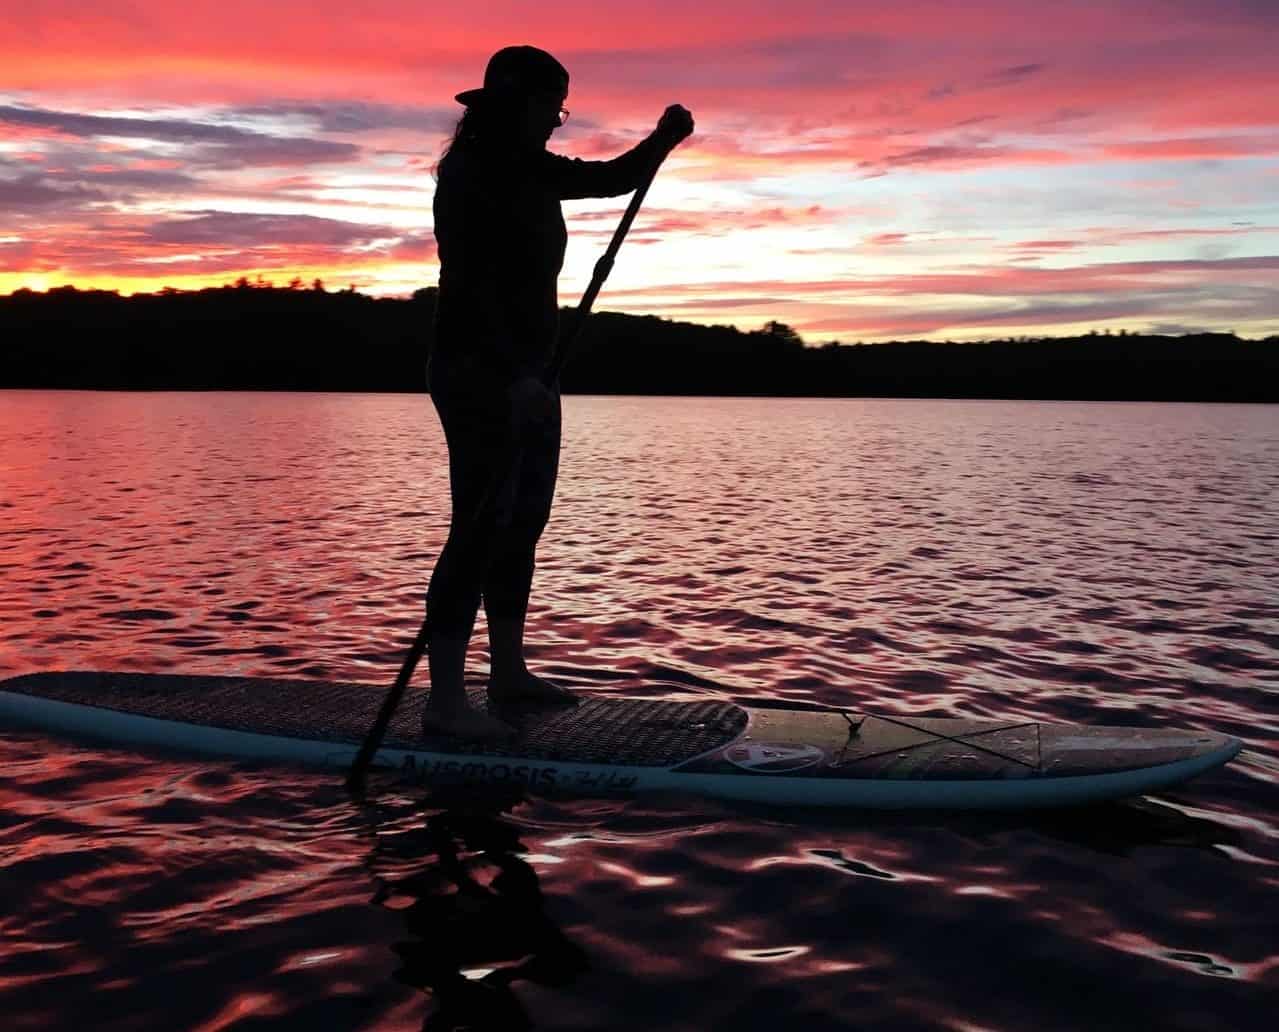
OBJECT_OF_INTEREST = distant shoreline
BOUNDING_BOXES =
[3,388,1275,407]
[3,285,1276,402]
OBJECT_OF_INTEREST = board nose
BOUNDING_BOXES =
[1192,731,1243,762]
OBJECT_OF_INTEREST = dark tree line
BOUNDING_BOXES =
[1,283,1275,401]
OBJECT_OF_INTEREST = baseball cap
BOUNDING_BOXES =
[454,45,569,106]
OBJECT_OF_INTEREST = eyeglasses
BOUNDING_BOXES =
[528,93,569,126]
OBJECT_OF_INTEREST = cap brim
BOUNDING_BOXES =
[454,88,486,106]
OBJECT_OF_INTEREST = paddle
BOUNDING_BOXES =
[346,143,672,794]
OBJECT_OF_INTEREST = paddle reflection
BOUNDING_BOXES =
[367,787,588,1031]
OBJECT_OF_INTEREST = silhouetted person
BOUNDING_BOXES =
[421,45,694,739]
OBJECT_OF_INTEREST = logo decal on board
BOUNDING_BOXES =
[724,742,825,773]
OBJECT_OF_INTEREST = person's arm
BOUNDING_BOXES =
[541,105,693,199]
[540,130,674,200]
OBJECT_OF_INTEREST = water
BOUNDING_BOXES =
[1,390,1275,1030]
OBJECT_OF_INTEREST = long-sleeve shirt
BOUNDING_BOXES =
[430,131,672,385]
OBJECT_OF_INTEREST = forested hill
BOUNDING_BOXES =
[2,284,1275,401]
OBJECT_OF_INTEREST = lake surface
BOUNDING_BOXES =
[1,390,1275,1030]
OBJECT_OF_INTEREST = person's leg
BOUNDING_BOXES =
[482,388,576,705]
[422,374,522,738]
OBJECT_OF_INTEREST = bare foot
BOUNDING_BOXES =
[420,702,517,741]
[488,669,580,707]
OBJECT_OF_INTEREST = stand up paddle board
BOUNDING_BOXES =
[0,671,1241,809]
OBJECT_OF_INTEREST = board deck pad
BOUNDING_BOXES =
[0,671,1242,809]
[0,671,748,767]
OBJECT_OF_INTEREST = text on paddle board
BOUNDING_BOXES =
[399,755,637,790]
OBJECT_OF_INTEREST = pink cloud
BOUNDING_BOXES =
[2,2,1277,337]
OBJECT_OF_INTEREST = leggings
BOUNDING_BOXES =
[424,359,562,639]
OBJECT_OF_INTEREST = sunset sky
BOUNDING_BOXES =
[2,0,1277,342]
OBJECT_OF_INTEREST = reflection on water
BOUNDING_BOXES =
[367,788,588,1031]
[0,391,1275,1029]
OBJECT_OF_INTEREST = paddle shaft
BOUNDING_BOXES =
[346,144,671,793]
[545,145,667,387]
